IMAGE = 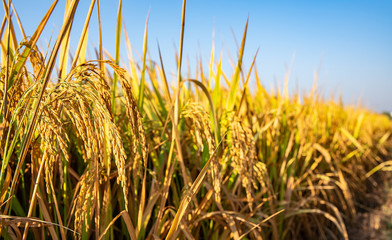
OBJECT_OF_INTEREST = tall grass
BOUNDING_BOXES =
[1,0,392,239]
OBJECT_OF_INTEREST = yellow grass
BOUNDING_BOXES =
[0,0,391,239]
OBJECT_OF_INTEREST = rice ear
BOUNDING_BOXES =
[224,113,258,211]
[182,102,220,203]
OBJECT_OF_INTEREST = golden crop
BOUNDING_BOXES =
[0,0,391,239]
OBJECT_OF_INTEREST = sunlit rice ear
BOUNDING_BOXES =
[182,102,220,202]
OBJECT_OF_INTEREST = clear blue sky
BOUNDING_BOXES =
[6,0,392,112]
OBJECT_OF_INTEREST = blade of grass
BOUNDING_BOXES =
[0,166,11,209]
[153,137,176,236]
[173,0,186,127]
[71,0,96,68]
[173,0,189,186]
[226,17,248,111]
[340,127,364,152]
[98,211,124,240]
[0,15,7,42]
[208,29,215,89]
[111,0,122,114]
[123,22,139,96]
[236,48,258,116]
[166,134,226,240]
[22,150,47,239]
[157,42,171,101]
[58,0,72,79]
[137,11,149,113]
[1,0,18,50]
[47,170,66,240]
[239,209,285,240]
[2,0,12,124]
[365,160,392,179]
[96,0,104,74]
[0,215,79,235]
[121,211,137,240]
[11,2,26,40]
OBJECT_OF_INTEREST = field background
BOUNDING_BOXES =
[1,0,392,239]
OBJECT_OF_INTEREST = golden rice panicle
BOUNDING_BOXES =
[34,87,73,194]
[182,102,220,202]
[28,44,46,79]
[31,62,130,218]
[57,63,130,233]
[74,170,96,238]
[225,113,256,210]
[66,64,129,208]
[107,118,128,206]
[108,62,148,180]
[253,162,267,191]
[71,62,112,112]
[39,111,70,194]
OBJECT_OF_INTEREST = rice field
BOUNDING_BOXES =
[1,0,392,239]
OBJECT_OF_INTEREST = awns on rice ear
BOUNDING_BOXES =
[223,113,266,211]
[182,102,221,203]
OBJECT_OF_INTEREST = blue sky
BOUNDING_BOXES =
[7,0,392,112]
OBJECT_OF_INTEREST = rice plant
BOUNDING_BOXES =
[0,0,391,239]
